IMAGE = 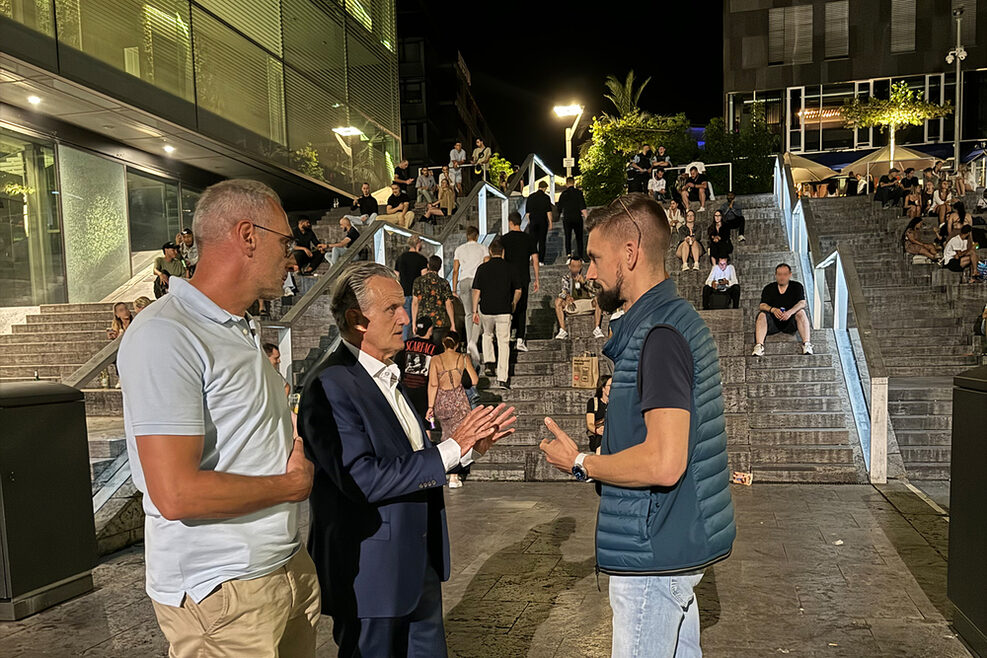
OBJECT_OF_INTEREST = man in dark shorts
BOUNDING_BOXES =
[395,317,440,429]
[680,166,709,212]
[752,263,813,356]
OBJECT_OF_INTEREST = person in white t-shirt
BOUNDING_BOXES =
[702,256,741,309]
[448,142,467,194]
[648,168,668,202]
[452,226,490,363]
[942,225,979,279]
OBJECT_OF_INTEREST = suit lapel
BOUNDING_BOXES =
[345,351,417,454]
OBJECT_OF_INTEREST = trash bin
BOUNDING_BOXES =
[947,365,987,657]
[0,381,96,620]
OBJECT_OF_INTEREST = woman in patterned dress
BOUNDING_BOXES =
[426,332,478,488]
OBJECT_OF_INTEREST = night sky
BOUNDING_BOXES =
[426,3,725,166]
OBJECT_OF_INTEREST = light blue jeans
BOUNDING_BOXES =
[609,571,704,658]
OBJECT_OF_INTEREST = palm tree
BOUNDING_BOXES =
[603,70,651,119]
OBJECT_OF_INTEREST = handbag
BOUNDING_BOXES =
[571,352,599,389]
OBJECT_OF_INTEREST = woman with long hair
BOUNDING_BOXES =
[707,209,734,267]
[676,209,704,271]
[106,301,133,340]
[932,180,953,225]
[901,217,939,261]
[585,375,611,454]
[665,198,684,231]
[426,331,478,489]
[904,186,923,220]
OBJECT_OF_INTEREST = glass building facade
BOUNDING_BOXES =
[0,0,400,306]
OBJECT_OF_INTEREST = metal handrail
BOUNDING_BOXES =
[61,164,527,390]
[774,154,888,484]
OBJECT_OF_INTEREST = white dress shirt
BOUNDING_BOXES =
[705,263,738,287]
[342,340,474,471]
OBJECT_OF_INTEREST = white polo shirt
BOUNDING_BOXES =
[117,277,299,606]
[454,241,489,282]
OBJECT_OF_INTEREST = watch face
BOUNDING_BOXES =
[571,464,588,481]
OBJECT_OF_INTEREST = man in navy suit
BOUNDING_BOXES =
[298,262,516,657]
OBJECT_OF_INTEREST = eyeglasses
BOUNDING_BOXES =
[252,223,295,258]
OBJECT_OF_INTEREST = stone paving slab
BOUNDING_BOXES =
[0,482,971,657]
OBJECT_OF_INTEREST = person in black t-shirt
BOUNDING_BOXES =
[394,235,429,339]
[383,183,415,228]
[327,217,360,266]
[392,159,414,194]
[680,166,709,212]
[344,182,379,225]
[525,180,554,265]
[875,168,905,208]
[500,212,540,352]
[395,317,441,426]
[752,263,813,357]
[471,238,521,388]
[292,216,326,274]
[557,176,587,261]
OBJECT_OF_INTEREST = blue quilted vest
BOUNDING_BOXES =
[597,278,736,574]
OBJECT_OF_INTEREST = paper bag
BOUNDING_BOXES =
[571,352,599,389]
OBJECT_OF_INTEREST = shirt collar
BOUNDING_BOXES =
[167,277,249,326]
[342,339,401,389]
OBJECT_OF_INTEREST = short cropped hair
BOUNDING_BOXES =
[538,181,548,189]
[775,263,792,273]
[585,193,671,269]
[193,179,281,246]
[330,262,399,331]
[489,238,504,255]
[508,211,522,227]
[466,226,479,239]
[407,235,421,249]
[262,342,279,356]
[427,255,442,272]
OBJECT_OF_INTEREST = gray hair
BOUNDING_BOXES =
[192,179,281,245]
[330,262,399,331]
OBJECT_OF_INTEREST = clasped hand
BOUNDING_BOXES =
[450,403,517,457]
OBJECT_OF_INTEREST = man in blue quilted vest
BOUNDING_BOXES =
[540,193,736,657]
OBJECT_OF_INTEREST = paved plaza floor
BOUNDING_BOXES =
[0,481,970,657]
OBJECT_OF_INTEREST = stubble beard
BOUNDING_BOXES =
[597,266,626,314]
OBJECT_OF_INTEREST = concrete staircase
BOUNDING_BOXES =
[808,195,985,482]
[465,193,863,483]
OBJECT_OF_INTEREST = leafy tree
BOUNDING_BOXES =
[487,153,513,188]
[603,70,651,119]
[840,82,952,163]
[578,118,626,206]
[703,102,780,195]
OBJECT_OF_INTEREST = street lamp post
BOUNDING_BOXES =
[946,8,967,169]
[553,104,584,179]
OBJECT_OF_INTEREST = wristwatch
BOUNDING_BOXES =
[572,453,590,482]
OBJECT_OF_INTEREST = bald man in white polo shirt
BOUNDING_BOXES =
[118,179,319,657]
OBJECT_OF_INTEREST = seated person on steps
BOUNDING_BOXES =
[702,257,740,310]
[554,258,605,340]
[752,263,813,357]
[382,183,416,228]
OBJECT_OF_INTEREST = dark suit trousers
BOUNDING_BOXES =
[563,217,584,259]
[530,218,549,264]
[332,563,446,658]
[512,284,530,341]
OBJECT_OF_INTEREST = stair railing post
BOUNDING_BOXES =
[834,253,848,332]
[501,196,509,235]
[374,229,386,266]
[276,326,292,386]
[869,376,888,484]
[528,159,536,196]
[813,264,826,330]
[477,188,487,235]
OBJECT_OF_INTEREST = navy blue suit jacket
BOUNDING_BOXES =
[298,344,451,619]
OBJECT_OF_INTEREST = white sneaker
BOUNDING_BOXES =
[752,343,765,357]
[692,262,700,271]
[681,262,690,271]
[593,327,606,339]
[802,341,814,355]
[515,339,528,352]
[448,474,463,489]
[738,235,746,242]
[554,328,569,340]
